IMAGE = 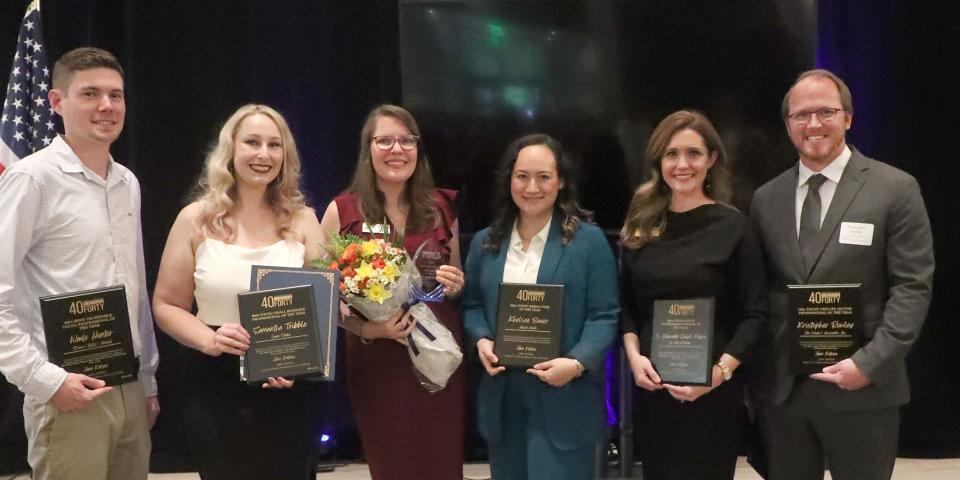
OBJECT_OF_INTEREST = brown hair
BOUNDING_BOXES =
[484,133,589,251]
[621,110,731,249]
[781,69,853,121]
[347,104,437,233]
[52,47,124,92]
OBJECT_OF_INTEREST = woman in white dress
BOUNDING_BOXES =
[153,104,325,480]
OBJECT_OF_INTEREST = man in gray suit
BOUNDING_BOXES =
[750,69,934,479]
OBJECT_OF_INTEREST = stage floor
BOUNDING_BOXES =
[4,457,959,479]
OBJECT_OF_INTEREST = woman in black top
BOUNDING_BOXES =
[619,110,766,480]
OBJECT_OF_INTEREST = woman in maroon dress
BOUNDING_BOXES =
[318,104,466,479]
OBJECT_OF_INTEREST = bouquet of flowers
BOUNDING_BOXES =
[319,232,462,392]
[324,234,408,308]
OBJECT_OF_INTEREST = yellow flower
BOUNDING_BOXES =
[355,261,375,280]
[382,263,399,281]
[364,281,392,304]
[360,239,380,258]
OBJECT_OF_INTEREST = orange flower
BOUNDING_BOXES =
[342,265,356,278]
[372,258,386,269]
[341,243,359,264]
[327,261,340,270]
[339,282,347,292]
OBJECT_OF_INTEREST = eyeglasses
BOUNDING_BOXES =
[372,135,420,151]
[787,107,845,124]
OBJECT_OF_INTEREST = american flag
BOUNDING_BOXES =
[1,0,56,175]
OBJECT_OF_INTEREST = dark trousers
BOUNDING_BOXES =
[634,376,745,480]
[181,346,322,480]
[761,379,899,480]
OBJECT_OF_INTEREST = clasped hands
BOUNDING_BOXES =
[628,353,722,403]
[208,323,294,389]
[629,352,870,403]
[476,338,580,388]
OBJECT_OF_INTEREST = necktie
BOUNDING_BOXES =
[799,174,827,271]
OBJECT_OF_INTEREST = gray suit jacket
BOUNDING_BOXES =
[750,147,934,411]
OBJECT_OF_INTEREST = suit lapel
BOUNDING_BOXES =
[803,150,868,280]
[490,237,509,288]
[776,167,807,280]
[486,237,509,332]
[536,216,565,285]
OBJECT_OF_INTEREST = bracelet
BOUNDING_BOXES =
[715,359,732,381]
[572,359,585,377]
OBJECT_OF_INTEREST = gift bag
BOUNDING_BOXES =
[406,302,462,392]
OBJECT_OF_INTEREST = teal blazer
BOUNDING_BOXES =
[462,217,619,450]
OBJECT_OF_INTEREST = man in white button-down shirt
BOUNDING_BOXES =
[0,47,159,480]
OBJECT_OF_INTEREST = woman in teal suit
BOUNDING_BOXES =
[462,133,619,479]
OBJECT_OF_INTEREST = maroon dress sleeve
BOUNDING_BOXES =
[333,192,365,236]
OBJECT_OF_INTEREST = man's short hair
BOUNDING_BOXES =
[51,47,124,92]
[781,69,854,120]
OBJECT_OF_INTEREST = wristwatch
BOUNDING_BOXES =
[572,359,585,377]
[715,359,732,381]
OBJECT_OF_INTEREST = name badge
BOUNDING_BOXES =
[839,222,873,246]
[361,222,390,234]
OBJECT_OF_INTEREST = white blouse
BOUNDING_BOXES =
[502,217,552,284]
[193,238,305,326]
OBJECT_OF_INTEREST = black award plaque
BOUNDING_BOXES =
[651,298,715,386]
[39,285,138,386]
[787,284,863,374]
[238,284,324,384]
[494,283,564,367]
[250,265,340,381]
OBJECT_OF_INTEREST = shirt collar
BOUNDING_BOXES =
[52,135,128,185]
[509,216,553,250]
[798,145,851,188]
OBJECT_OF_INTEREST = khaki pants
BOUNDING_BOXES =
[23,381,150,480]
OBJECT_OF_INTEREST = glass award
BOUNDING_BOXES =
[412,239,449,301]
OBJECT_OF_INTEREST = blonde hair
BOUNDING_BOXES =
[193,104,305,241]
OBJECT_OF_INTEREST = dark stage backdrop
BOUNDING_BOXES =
[0,0,404,472]
[815,0,960,458]
[1,0,958,474]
